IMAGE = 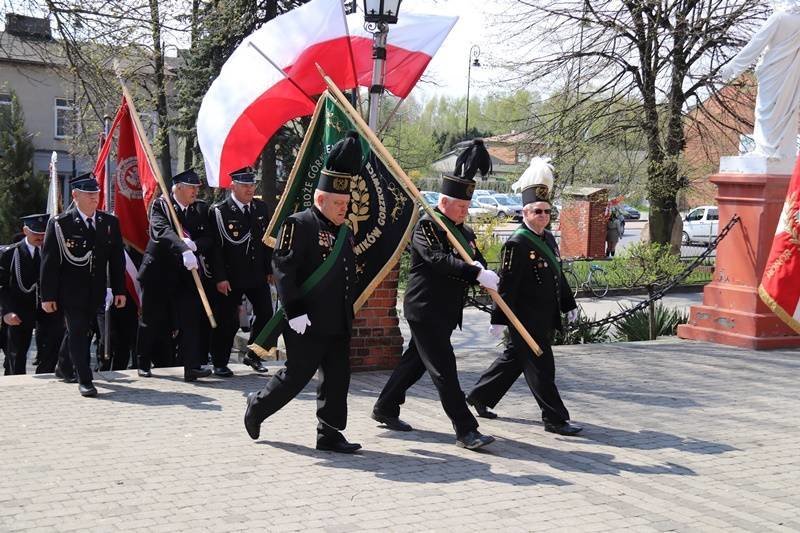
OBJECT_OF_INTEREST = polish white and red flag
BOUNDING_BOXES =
[197,0,456,188]
[759,154,800,334]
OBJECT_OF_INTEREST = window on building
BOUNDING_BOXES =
[54,97,76,139]
[0,93,12,124]
[516,152,529,164]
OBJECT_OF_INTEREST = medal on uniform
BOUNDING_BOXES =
[529,251,536,260]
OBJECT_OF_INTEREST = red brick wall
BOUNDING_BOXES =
[559,192,608,259]
[349,266,404,371]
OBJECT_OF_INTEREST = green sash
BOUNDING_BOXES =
[513,227,562,277]
[251,223,349,348]
[433,211,475,260]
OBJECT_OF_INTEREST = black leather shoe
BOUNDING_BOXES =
[544,421,583,436]
[242,353,268,373]
[79,383,97,397]
[371,409,413,432]
[213,366,234,377]
[467,397,498,419]
[244,392,261,440]
[316,436,362,454]
[456,430,495,450]
[63,375,78,384]
[137,368,152,378]
[184,367,212,382]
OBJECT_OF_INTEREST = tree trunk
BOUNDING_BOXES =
[181,0,201,172]
[260,140,278,214]
[149,0,172,179]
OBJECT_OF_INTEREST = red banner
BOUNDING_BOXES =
[94,96,163,307]
[759,155,800,334]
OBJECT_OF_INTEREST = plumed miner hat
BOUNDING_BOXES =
[318,130,362,195]
[441,139,492,201]
[512,157,554,205]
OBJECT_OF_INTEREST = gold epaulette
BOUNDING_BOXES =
[277,219,296,250]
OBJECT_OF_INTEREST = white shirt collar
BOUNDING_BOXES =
[173,196,190,212]
[76,207,96,225]
[231,193,250,212]
[24,237,38,257]
[524,219,545,236]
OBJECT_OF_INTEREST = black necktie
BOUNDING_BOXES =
[33,246,40,262]
[86,217,96,243]
[243,204,253,230]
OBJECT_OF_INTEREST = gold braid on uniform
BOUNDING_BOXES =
[419,220,442,249]
[277,219,296,251]
[501,244,515,273]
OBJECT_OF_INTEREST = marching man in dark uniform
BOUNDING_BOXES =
[244,132,361,454]
[372,139,499,450]
[467,157,582,436]
[0,214,64,374]
[209,166,272,376]
[136,169,214,382]
[40,173,126,397]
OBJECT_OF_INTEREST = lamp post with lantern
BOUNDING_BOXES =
[363,0,401,130]
[465,44,481,137]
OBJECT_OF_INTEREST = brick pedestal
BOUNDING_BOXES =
[349,266,405,371]
[677,172,800,349]
[559,186,608,259]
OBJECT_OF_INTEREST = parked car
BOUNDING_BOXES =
[467,199,493,221]
[620,204,641,220]
[420,190,439,206]
[492,194,523,220]
[683,205,719,244]
[473,195,518,219]
[473,189,497,197]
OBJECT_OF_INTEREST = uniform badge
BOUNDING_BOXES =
[232,231,239,237]
[228,224,234,229]
[529,251,536,260]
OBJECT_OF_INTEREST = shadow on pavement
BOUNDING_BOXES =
[261,439,570,487]
[93,382,222,411]
[377,428,696,477]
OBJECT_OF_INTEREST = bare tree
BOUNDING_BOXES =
[496,0,768,243]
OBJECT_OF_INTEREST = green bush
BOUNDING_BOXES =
[553,309,612,345]
[613,302,689,341]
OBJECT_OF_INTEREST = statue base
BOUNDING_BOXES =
[677,171,800,349]
[719,154,794,176]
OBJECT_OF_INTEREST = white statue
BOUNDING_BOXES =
[720,2,800,164]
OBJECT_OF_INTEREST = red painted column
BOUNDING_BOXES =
[678,173,800,349]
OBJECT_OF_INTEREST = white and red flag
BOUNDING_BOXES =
[197,0,456,188]
[759,155,800,334]
[94,95,160,305]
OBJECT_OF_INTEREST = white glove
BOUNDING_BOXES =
[472,260,484,269]
[181,237,197,252]
[182,250,198,270]
[567,309,579,324]
[288,314,311,335]
[104,288,113,310]
[476,269,499,292]
[488,324,505,338]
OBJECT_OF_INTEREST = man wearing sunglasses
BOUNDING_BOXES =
[467,157,583,436]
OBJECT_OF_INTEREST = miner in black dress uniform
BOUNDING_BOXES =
[372,139,499,450]
[244,131,361,454]
[136,169,214,382]
[467,157,582,436]
[0,214,64,375]
[40,173,126,397]
[209,166,272,376]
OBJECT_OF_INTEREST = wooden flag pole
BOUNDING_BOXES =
[116,74,217,329]
[317,65,542,356]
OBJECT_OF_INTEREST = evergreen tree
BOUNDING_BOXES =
[0,92,48,242]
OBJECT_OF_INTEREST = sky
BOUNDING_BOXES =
[390,0,510,100]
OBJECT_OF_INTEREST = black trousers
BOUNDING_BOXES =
[97,300,138,371]
[248,330,350,435]
[2,310,64,375]
[62,306,98,386]
[210,285,272,367]
[375,320,478,437]
[468,331,570,425]
[138,283,209,371]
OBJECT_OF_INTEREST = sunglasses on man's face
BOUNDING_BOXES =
[533,208,552,215]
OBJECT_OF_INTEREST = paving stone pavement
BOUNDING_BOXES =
[2,314,800,531]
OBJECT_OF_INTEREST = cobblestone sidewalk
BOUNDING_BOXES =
[1,337,799,532]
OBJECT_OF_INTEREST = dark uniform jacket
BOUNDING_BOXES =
[0,241,40,323]
[273,206,356,336]
[490,224,577,339]
[139,196,214,289]
[40,208,125,311]
[403,209,485,330]
[210,196,272,288]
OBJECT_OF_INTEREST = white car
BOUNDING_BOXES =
[467,199,493,221]
[683,205,719,245]
[492,194,523,220]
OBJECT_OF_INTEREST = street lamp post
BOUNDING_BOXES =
[363,0,402,131]
[465,44,481,137]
